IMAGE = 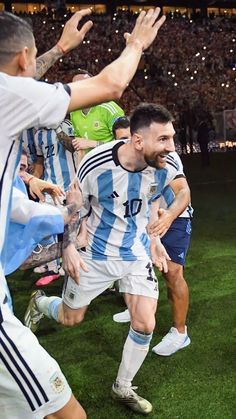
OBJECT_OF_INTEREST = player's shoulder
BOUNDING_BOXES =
[60,119,74,136]
[0,74,47,98]
[166,151,183,171]
[99,101,124,116]
[77,140,118,182]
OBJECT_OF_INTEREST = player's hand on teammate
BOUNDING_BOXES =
[62,243,89,284]
[66,179,83,211]
[28,178,65,204]
[72,137,96,150]
[148,208,174,238]
[150,238,170,273]
[124,7,166,51]
[77,219,88,249]
[57,9,93,53]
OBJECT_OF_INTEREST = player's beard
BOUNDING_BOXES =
[144,153,167,169]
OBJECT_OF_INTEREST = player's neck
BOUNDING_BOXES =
[82,108,90,115]
[118,143,147,171]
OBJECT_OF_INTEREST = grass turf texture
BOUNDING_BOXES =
[8,152,236,419]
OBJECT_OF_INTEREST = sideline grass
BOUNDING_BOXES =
[8,152,236,419]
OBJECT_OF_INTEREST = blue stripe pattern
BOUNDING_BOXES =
[119,172,142,260]
[91,170,115,260]
[129,327,153,345]
[149,169,168,202]
[78,150,113,183]
[162,184,175,207]
[1,141,22,269]
[57,141,71,191]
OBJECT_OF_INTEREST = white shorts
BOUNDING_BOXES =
[63,258,159,309]
[0,302,71,419]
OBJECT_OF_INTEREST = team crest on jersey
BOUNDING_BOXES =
[50,373,65,393]
[93,121,100,129]
[147,182,158,199]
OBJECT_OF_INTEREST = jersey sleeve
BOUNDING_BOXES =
[4,76,70,137]
[165,152,185,184]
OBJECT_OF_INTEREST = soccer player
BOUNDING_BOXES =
[112,115,131,140]
[33,120,76,197]
[0,8,166,419]
[113,152,193,356]
[32,120,77,284]
[150,154,193,356]
[70,70,124,163]
[25,103,191,415]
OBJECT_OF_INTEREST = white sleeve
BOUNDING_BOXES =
[10,187,62,225]
[3,76,70,137]
[165,152,185,185]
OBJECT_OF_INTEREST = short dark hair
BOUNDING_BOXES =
[130,103,174,135]
[112,116,130,138]
[0,12,34,66]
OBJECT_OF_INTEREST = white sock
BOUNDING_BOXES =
[37,296,61,321]
[116,327,153,387]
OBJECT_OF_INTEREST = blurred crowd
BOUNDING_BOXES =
[19,9,236,135]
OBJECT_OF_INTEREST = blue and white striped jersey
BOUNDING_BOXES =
[34,120,76,191]
[77,141,184,261]
[20,128,37,165]
[0,73,70,304]
[159,152,194,218]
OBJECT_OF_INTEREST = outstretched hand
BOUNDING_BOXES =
[148,208,174,238]
[150,238,170,273]
[124,7,166,51]
[57,9,93,53]
[28,178,65,204]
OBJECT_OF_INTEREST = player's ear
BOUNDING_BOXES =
[18,47,29,73]
[133,132,143,150]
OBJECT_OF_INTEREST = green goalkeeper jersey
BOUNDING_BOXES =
[70,101,124,144]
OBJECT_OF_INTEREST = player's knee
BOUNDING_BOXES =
[132,316,155,334]
[62,311,85,327]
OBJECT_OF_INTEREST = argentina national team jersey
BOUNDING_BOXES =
[20,128,37,165]
[34,119,76,191]
[78,141,184,261]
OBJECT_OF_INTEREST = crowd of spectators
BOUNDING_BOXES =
[18,8,236,144]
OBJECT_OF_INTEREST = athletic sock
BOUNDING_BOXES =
[116,326,153,387]
[37,296,61,321]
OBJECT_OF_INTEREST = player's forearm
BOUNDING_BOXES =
[67,42,143,111]
[98,41,143,96]
[60,204,81,225]
[33,160,44,178]
[63,212,81,249]
[35,45,62,80]
[166,187,190,220]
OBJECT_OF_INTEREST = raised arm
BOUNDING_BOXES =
[35,9,93,80]
[67,8,166,111]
